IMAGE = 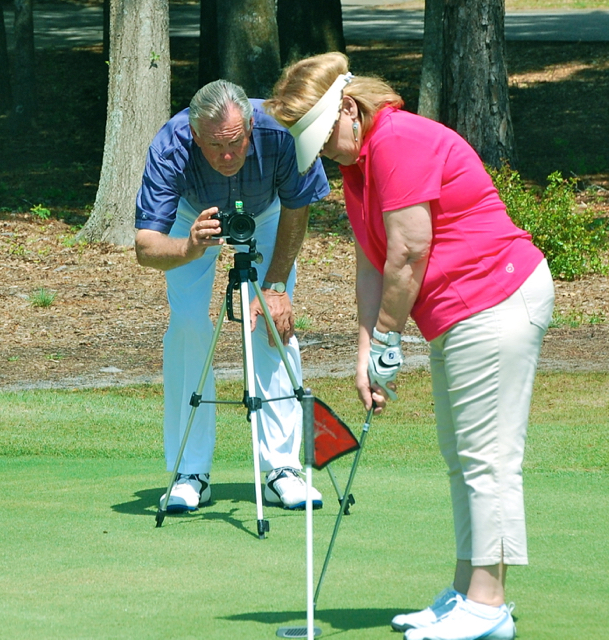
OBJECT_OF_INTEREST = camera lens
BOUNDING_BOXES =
[228,214,256,243]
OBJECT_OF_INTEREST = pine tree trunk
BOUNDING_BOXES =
[198,0,219,87]
[0,5,12,113]
[418,0,444,121]
[77,0,171,246]
[12,0,35,124]
[217,0,280,98]
[277,0,345,66]
[441,0,516,168]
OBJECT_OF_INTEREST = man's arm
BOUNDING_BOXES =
[135,207,224,271]
[250,204,310,345]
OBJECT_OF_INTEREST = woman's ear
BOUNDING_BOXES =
[342,95,359,118]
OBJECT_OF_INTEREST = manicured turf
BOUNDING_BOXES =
[1,373,608,638]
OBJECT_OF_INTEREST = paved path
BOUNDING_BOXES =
[3,3,609,50]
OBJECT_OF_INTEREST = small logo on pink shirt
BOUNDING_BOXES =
[506,263,515,273]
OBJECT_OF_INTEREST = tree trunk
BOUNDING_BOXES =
[0,4,12,113]
[277,0,345,66]
[441,0,516,168]
[418,0,444,121]
[12,0,35,124]
[198,0,219,87]
[77,0,171,246]
[217,0,280,98]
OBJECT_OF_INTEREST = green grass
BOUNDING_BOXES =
[0,372,608,639]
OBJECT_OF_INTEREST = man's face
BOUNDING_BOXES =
[191,105,252,177]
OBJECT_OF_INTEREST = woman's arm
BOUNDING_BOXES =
[376,202,432,334]
[354,203,433,411]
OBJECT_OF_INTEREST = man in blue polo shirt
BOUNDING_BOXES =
[135,80,329,512]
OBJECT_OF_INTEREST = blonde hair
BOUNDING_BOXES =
[264,52,403,136]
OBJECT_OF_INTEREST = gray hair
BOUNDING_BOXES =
[189,80,253,135]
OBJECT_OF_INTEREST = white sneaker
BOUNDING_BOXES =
[264,467,323,510]
[391,587,464,632]
[160,473,211,513]
[405,599,516,640]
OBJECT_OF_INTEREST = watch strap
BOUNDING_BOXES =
[372,327,401,347]
[262,280,286,293]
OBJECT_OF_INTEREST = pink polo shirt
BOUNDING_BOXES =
[340,107,544,341]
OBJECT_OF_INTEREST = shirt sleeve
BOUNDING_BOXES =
[274,133,330,210]
[135,146,183,235]
[368,120,443,212]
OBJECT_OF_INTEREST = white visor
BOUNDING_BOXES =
[289,73,353,174]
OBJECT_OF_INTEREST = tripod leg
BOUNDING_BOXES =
[239,280,269,539]
[251,280,304,397]
[155,297,228,528]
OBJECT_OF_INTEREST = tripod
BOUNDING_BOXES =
[155,238,304,538]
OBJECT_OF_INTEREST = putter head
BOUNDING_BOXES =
[276,626,322,638]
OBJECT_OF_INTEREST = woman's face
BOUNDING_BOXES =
[321,99,362,166]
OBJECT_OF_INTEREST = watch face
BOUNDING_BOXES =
[263,281,286,293]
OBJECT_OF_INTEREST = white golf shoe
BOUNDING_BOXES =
[391,587,464,632]
[160,473,211,513]
[405,599,516,640]
[264,467,323,510]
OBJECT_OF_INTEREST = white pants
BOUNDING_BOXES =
[430,260,555,566]
[163,197,303,475]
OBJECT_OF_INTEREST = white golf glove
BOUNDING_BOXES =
[368,342,403,401]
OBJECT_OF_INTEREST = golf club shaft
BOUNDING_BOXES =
[314,406,374,606]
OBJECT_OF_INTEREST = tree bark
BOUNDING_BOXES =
[0,4,12,113]
[277,0,346,66]
[217,0,280,98]
[198,0,219,87]
[77,0,171,246]
[441,0,516,168]
[418,0,444,121]
[12,0,36,125]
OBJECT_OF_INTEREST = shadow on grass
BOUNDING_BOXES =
[111,482,296,539]
[111,481,256,515]
[224,607,414,632]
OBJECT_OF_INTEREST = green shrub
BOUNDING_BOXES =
[488,166,608,281]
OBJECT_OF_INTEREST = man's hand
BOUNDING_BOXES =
[135,207,224,271]
[186,207,224,260]
[250,290,294,347]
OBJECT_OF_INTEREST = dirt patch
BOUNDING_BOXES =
[1,211,607,392]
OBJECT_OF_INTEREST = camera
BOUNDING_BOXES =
[212,201,256,244]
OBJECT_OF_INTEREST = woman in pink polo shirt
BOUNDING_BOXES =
[265,52,554,640]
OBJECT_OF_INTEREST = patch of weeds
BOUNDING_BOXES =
[550,309,606,329]
[46,353,64,361]
[29,288,56,308]
[30,204,52,221]
[7,356,19,362]
[295,315,313,331]
[7,242,28,257]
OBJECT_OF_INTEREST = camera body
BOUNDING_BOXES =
[212,201,256,244]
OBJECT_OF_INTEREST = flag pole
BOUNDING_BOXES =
[303,390,316,640]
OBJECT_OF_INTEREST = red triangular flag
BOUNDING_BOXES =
[313,398,360,470]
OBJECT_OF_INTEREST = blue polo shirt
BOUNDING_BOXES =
[135,100,329,234]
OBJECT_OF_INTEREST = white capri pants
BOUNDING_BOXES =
[429,260,554,566]
[163,197,303,475]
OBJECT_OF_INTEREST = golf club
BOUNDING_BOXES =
[314,405,375,607]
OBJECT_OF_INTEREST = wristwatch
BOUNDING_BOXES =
[262,280,286,293]
[372,327,401,347]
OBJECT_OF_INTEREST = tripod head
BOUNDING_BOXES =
[226,238,263,322]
